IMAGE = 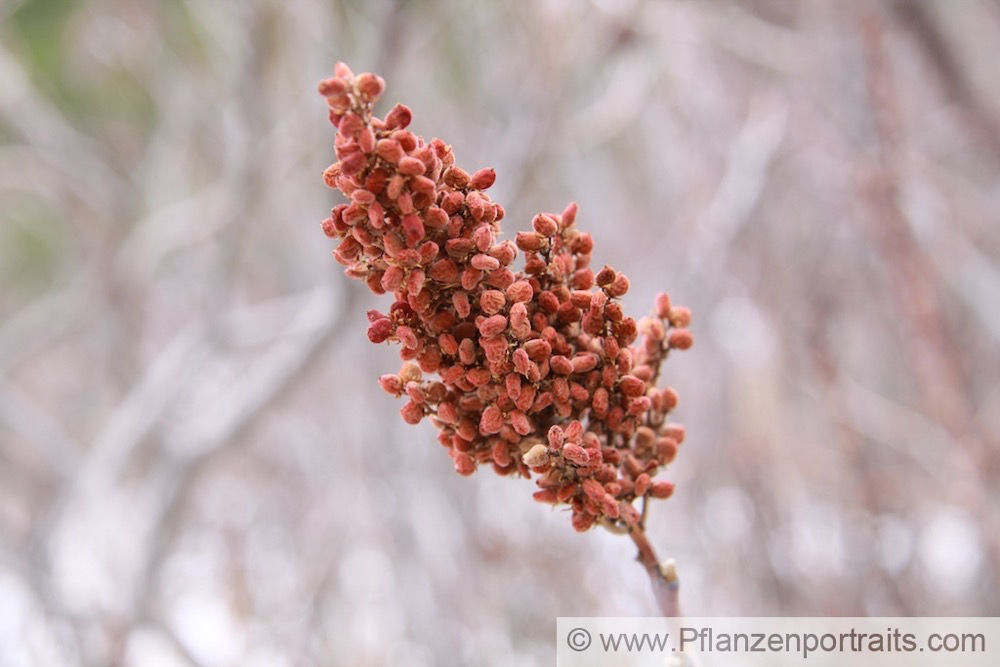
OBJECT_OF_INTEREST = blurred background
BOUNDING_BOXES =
[2,0,999,664]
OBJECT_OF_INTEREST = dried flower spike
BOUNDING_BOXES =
[317,62,693,610]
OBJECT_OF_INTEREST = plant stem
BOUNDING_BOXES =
[628,523,681,617]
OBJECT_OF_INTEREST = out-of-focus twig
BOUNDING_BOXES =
[0,43,125,214]
[890,1,1000,160]
[858,9,1000,578]
[130,284,350,618]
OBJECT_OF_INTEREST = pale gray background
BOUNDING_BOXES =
[1,0,999,665]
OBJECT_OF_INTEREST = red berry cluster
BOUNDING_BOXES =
[319,63,692,532]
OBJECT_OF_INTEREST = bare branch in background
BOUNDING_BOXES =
[1,0,998,663]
